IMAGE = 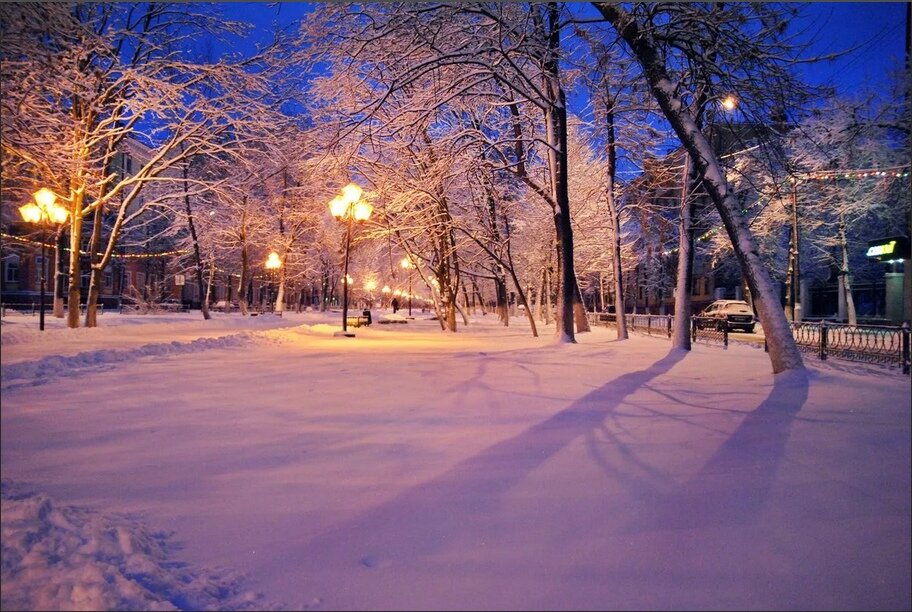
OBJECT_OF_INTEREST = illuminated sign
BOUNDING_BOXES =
[866,236,910,262]
[866,241,896,257]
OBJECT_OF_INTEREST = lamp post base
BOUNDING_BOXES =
[333,330,356,338]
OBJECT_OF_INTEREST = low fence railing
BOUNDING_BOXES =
[790,320,910,372]
[1,303,104,318]
[587,312,911,375]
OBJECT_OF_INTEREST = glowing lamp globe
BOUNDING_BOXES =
[341,183,363,204]
[352,200,373,222]
[329,196,348,219]
[265,251,282,269]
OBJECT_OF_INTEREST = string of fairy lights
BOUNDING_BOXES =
[0,232,189,258]
[5,161,908,272]
[656,162,910,257]
[798,163,910,182]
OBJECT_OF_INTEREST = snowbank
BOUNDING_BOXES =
[1,483,270,611]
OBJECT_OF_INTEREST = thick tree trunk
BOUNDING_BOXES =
[495,272,508,324]
[538,3,577,343]
[596,3,804,373]
[66,196,84,329]
[673,156,694,350]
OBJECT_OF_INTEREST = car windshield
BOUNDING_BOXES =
[723,303,752,313]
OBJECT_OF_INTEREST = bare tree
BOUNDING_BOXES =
[1,3,294,327]
[593,2,806,373]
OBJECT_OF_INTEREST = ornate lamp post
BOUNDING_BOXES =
[400,257,414,316]
[329,183,372,335]
[265,251,282,312]
[18,188,68,331]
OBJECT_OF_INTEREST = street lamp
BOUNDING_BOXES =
[329,183,372,335]
[265,251,282,312]
[18,188,68,331]
[400,256,414,316]
[364,278,377,308]
[721,95,738,111]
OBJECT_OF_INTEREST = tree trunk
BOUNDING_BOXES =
[573,283,590,332]
[607,187,627,339]
[544,264,553,326]
[791,182,802,322]
[673,156,696,350]
[596,3,804,373]
[66,195,84,329]
[275,270,286,313]
[84,267,103,327]
[53,227,66,318]
[182,154,210,320]
[537,3,577,343]
[238,245,249,315]
[838,215,857,325]
[495,272,508,324]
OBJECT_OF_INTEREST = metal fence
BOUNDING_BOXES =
[587,312,911,375]
[1,303,104,317]
[790,320,910,372]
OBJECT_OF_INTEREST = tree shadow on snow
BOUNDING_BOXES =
[275,349,688,571]
[622,367,810,532]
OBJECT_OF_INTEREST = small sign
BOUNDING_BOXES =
[865,236,910,262]
[174,274,185,286]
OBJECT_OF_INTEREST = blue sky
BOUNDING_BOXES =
[219,2,908,99]
[795,2,908,96]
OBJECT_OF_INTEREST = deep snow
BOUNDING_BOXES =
[1,309,909,611]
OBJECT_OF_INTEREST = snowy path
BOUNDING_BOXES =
[2,312,910,611]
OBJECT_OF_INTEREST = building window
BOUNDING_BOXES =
[80,270,90,289]
[104,267,113,289]
[36,255,48,280]
[4,255,20,283]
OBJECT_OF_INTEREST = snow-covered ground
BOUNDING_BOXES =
[1,309,909,611]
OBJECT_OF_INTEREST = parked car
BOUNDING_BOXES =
[696,299,756,332]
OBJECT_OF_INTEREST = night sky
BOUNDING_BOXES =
[217,2,909,99]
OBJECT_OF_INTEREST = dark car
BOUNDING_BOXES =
[696,299,756,332]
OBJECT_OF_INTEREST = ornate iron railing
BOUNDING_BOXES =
[788,320,910,372]
[587,312,910,374]
[692,316,728,346]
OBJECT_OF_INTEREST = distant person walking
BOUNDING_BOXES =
[391,297,400,313]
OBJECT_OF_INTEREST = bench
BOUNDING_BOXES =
[346,315,370,328]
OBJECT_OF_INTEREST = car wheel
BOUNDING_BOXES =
[745,325,754,333]
[716,320,725,331]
